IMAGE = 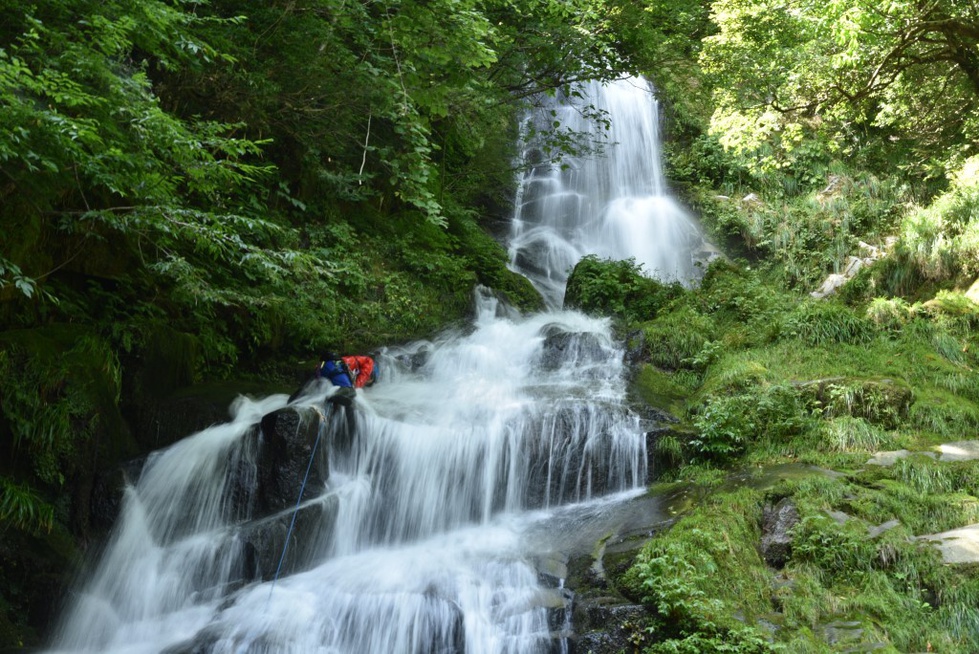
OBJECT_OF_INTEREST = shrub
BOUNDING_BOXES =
[627,489,777,652]
[866,297,915,332]
[691,395,754,462]
[820,380,912,429]
[690,385,808,463]
[790,514,878,583]
[564,255,685,322]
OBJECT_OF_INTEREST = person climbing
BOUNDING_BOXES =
[341,354,377,388]
[311,351,378,406]
[316,352,354,388]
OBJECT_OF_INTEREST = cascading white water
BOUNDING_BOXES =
[47,76,699,654]
[509,77,706,308]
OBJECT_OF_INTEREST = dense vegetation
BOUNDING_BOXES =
[560,0,979,649]
[2,0,978,650]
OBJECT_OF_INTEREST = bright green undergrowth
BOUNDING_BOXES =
[615,232,978,651]
[623,487,779,653]
[628,258,978,472]
[626,464,979,652]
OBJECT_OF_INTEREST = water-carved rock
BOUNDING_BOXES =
[761,498,799,568]
[538,326,610,372]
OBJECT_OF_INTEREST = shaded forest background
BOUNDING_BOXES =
[1,0,978,648]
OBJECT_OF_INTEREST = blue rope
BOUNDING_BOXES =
[267,412,327,603]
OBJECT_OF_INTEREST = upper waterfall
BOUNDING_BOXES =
[508,77,707,308]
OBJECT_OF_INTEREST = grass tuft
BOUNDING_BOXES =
[820,416,889,453]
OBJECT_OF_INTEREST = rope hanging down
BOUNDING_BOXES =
[267,407,329,603]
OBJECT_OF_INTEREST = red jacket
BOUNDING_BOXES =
[341,355,376,388]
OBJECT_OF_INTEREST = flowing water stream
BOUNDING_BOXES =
[47,77,703,654]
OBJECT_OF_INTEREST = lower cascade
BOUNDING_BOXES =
[48,293,649,654]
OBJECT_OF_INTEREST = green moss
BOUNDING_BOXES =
[450,217,544,313]
[909,388,979,438]
[633,364,697,417]
[139,326,203,398]
[772,473,974,650]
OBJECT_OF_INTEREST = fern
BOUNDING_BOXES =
[0,477,54,534]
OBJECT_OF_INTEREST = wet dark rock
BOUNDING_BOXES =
[126,381,276,453]
[538,326,610,372]
[88,455,151,536]
[395,347,433,373]
[255,406,329,516]
[761,498,799,568]
[622,328,646,366]
[236,498,339,581]
[568,603,651,654]
[557,496,668,654]
[223,404,346,579]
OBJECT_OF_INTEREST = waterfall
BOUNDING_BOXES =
[46,77,699,654]
[509,77,706,308]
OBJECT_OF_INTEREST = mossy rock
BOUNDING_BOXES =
[630,363,695,419]
[0,324,137,492]
[795,377,915,428]
[133,325,203,399]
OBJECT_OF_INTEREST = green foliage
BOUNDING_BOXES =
[626,12,979,646]
[627,489,778,652]
[908,389,979,439]
[700,0,979,186]
[0,329,123,486]
[691,395,754,462]
[0,478,54,535]
[865,297,916,332]
[564,255,685,323]
[819,416,888,454]
[763,463,979,650]
[820,380,912,429]
[783,301,874,347]
[642,305,716,371]
[691,385,809,464]
[694,260,790,343]
[895,157,979,284]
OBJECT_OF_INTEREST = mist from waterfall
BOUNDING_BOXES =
[509,77,706,308]
[46,77,699,654]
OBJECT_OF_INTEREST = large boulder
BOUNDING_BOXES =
[255,406,330,515]
[520,401,646,507]
[226,404,347,580]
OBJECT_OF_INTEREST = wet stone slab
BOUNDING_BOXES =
[917,525,979,564]
[866,439,979,466]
